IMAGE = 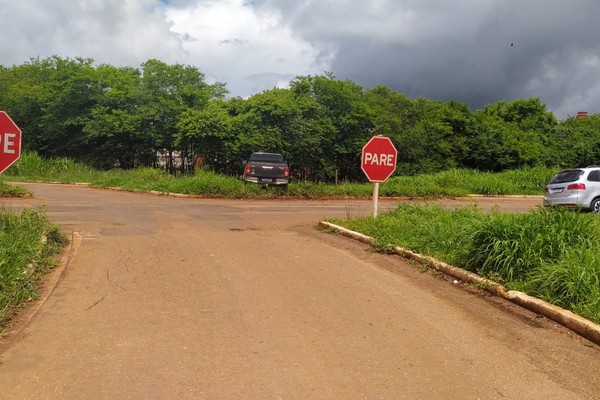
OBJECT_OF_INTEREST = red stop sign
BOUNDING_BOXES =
[361,136,397,182]
[0,111,22,174]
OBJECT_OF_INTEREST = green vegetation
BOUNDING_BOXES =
[5,152,556,198]
[383,166,555,197]
[3,56,595,327]
[4,151,101,183]
[0,207,66,326]
[0,180,30,197]
[331,205,600,324]
[93,167,268,198]
[1,56,598,185]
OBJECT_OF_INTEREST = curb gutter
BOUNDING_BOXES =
[319,221,600,346]
[5,232,83,339]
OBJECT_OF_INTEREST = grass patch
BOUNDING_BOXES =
[93,167,271,198]
[383,166,555,197]
[3,151,102,183]
[335,203,478,263]
[464,209,596,282]
[330,205,600,324]
[526,248,600,323]
[0,207,67,327]
[5,152,556,198]
[0,180,30,197]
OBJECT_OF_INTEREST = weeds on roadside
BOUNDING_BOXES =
[0,207,66,326]
[336,204,480,263]
[464,208,596,282]
[0,180,30,197]
[5,151,558,198]
[525,247,600,323]
[4,152,100,183]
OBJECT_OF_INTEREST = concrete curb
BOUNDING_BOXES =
[319,221,600,346]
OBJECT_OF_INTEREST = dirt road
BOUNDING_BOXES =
[1,184,598,399]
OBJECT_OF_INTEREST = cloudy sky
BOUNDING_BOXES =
[1,0,599,118]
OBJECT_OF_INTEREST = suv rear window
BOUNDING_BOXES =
[550,170,584,184]
[250,153,284,163]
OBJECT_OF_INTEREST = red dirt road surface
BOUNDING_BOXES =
[1,184,598,399]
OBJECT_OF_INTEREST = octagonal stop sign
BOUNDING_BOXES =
[0,111,22,174]
[361,136,397,182]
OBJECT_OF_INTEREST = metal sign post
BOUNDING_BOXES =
[373,182,379,218]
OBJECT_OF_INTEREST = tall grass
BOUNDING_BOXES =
[331,205,600,324]
[4,151,100,183]
[93,167,269,198]
[383,173,469,197]
[5,152,557,198]
[525,248,600,323]
[0,180,30,197]
[337,204,480,263]
[383,166,555,197]
[0,207,66,325]
[465,209,597,282]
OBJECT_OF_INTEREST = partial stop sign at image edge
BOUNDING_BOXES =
[361,136,398,182]
[0,111,22,174]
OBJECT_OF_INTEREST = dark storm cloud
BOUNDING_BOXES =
[3,0,599,118]
[258,0,600,118]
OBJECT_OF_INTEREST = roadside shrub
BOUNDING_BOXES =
[526,247,600,323]
[338,204,479,263]
[464,208,596,282]
[0,207,66,325]
[5,151,99,183]
[0,180,30,197]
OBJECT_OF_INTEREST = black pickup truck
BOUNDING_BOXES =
[243,152,289,187]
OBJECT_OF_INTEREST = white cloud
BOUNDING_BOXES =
[0,0,185,65]
[165,0,325,96]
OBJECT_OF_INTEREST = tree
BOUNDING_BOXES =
[364,85,415,138]
[552,115,600,168]
[0,59,50,152]
[284,92,337,182]
[140,59,227,173]
[82,65,153,168]
[0,57,102,160]
[176,101,234,173]
[469,98,556,171]
[482,98,556,131]
[1,56,573,180]
[231,89,293,158]
[469,112,545,171]
[290,73,372,181]
[39,57,103,159]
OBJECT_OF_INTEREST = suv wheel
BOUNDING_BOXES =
[591,198,600,213]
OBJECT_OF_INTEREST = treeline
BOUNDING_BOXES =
[1,56,599,182]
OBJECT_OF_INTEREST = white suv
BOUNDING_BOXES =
[544,166,600,212]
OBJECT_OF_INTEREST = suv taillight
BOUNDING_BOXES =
[567,183,586,190]
[284,166,289,177]
[245,164,251,175]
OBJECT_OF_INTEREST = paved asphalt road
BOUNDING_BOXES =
[0,184,598,399]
